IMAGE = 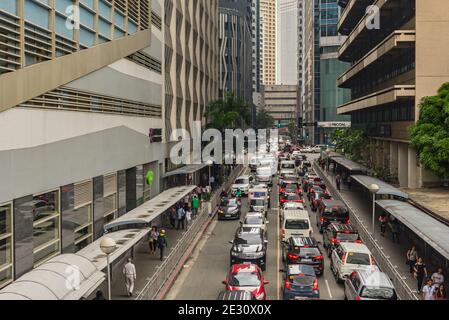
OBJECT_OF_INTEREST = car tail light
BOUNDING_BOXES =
[355,239,363,244]
[345,219,350,225]
[320,217,325,223]
[288,253,299,261]
[355,296,361,301]
[314,255,324,261]
[313,279,319,291]
[285,280,291,290]
[331,238,340,245]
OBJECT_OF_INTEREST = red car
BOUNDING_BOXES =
[280,193,304,207]
[222,264,269,300]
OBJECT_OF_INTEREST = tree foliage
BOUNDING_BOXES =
[287,120,298,142]
[204,92,251,133]
[410,83,449,178]
[255,108,275,130]
[332,128,366,161]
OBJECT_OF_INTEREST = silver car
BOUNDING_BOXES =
[344,270,397,300]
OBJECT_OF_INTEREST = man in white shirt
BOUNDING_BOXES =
[422,279,437,300]
[431,267,445,288]
[123,257,137,297]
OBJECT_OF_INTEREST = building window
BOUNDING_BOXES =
[73,181,93,251]
[32,190,60,266]
[103,173,117,223]
[0,0,17,15]
[24,0,50,29]
[0,203,13,288]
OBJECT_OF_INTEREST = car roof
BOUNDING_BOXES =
[288,264,316,276]
[290,236,317,247]
[356,270,394,287]
[283,210,308,218]
[238,226,263,234]
[322,199,345,207]
[340,242,370,253]
[231,264,260,273]
[283,203,305,210]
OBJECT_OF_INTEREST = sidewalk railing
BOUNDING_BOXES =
[135,165,245,300]
[313,162,419,300]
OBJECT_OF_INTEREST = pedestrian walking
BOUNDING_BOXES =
[414,258,428,293]
[347,176,352,190]
[191,195,200,218]
[431,267,445,288]
[390,219,400,243]
[177,205,186,230]
[122,257,136,297]
[169,206,177,229]
[336,174,342,191]
[157,230,168,261]
[379,213,389,236]
[422,279,437,300]
[406,245,418,274]
[435,284,446,300]
[185,207,192,229]
[149,226,159,255]
[209,175,215,189]
[196,186,202,200]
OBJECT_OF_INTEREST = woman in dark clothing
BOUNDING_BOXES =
[413,258,428,293]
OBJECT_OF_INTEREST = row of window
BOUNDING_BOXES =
[0,163,157,289]
[351,103,415,124]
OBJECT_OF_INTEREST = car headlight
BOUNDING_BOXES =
[218,209,224,214]
[231,250,240,257]
[253,251,265,258]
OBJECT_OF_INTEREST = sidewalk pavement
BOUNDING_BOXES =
[111,222,189,300]
[318,166,425,297]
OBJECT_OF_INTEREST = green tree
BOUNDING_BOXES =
[287,120,298,142]
[410,82,449,179]
[204,92,251,133]
[332,128,365,161]
[255,108,275,130]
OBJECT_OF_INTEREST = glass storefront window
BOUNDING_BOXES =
[73,203,92,250]
[104,193,117,221]
[0,203,13,288]
[73,204,92,229]
[31,190,60,266]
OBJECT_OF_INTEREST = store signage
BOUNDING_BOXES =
[317,122,351,128]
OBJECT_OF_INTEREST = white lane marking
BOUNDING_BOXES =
[325,279,333,299]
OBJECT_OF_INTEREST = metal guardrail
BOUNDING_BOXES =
[313,162,419,300]
[136,165,245,300]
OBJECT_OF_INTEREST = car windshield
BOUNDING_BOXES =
[285,219,309,230]
[360,286,396,300]
[250,199,265,206]
[230,272,261,287]
[323,207,348,218]
[235,179,249,184]
[220,200,231,207]
[285,185,298,192]
[337,233,359,241]
[235,234,262,245]
[290,275,314,286]
[281,164,295,169]
[346,252,371,265]
[245,216,264,225]
[287,194,300,200]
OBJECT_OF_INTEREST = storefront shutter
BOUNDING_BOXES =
[74,180,93,208]
[104,173,117,196]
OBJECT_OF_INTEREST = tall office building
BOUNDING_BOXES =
[251,0,262,109]
[302,0,350,145]
[262,84,298,126]
[0,0,165,286]
[164,0,219,142]
[297,0,305,139]
[337,0,449,188]
[260,0,276,85]
[277,0,297,85]
[218,0,253,104]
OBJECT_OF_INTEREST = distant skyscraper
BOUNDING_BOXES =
[260,0,277,85]
[218,0,253,104]
[277,0,298,85]
[302,0,350,145]
[251,0,262,106]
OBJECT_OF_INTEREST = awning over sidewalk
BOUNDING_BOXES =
[163,164,207,178]
[331,157,368,173]
[0,254,104,300]
[351,175,409,199]
[104,185,197,231]
[77,229,149,271]
[377,200,449,260]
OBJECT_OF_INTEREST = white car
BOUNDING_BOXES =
[241,212,269,235]
[282,202,305,211]
[331,242,379,283]
[231,175,252,196]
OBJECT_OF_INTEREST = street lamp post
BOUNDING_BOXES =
[368,184,380,235]
[100,237,117,300]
